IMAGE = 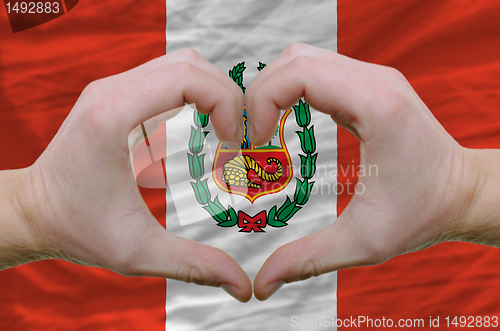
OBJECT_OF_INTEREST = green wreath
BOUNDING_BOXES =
[187,62,318,230]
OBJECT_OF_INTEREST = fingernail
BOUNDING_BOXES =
[221,283,243,302]
[263,280,285,300]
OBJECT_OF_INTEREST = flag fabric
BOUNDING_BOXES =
[162,3,338,330]
[0,1,168,330]
[336,1,500,325]
[1,1,500,331]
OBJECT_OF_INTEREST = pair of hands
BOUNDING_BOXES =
[9,43,483,302]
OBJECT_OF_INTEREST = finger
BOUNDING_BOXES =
[95,62,244,147]
[253,209,378,301]
[107,49,244,114]
[246,43,380,114]
[247,56,371,146]
[125,223,252,302]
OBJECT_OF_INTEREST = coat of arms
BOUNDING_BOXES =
[188,62,318,232]
[212,106,293,203]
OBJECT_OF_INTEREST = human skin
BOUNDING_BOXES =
[246,43,500,300]
[1,44,499,303]
[0,49,252,302]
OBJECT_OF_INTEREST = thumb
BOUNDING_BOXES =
[253,209,377,301]
[121,223,252,302]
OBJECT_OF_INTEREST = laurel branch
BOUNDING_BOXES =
[188,62,317,229]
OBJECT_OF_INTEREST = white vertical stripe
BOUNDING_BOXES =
[165,1,337,330]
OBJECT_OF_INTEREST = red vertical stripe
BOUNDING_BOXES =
[0,0,167,330]
[337,0,500,328]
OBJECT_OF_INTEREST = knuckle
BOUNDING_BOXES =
[379,85,405,110]
[292,55,317,72]
[285,42,308,57]
[176,244,215,286]
[367,79,407,120]
[168,61,195,80]
[186,266,205,285]
[384,66,407,83]
[176,264,208,285]
[176,48,201,63]
[81,79,106,98]
[79,77,123,134]
[81,92,118,133]
[375,64,409,86]
[298,260,323,281]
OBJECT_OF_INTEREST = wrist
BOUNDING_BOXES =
[0,167,48,269]
[450,148,500,246]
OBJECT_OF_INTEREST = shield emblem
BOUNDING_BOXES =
[213,109,293,203]
[184,62,318,231]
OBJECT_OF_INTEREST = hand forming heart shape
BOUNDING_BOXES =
[2,44,490,303]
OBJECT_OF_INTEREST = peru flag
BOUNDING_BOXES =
[0,1,499,330]
[337,0,500,325]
